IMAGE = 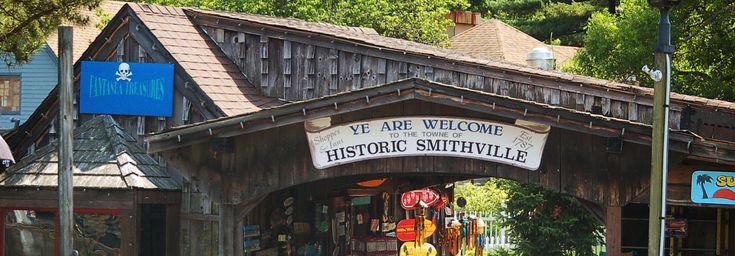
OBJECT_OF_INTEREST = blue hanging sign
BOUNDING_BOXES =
[691,170,735,205]
[80,61,174,117]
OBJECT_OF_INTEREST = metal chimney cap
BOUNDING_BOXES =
[527,46,555,60]
[527,46,556,70]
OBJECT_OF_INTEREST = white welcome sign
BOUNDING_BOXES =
[305,116,550,170]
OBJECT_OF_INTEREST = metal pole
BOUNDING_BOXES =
[648,8,673,256]
[58,26,75,256]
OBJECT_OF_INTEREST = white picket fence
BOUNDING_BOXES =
[484,219,513,249]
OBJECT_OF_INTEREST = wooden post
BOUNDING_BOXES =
[606,206,622,256]
[58,26,75,256]
[219,204,235,256]
[717,208,722,255]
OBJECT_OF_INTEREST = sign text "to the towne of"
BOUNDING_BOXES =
[305,116,550,170]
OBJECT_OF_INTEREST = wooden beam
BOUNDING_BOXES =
[218,203,235,256]
[146,80,416,152]
[606,206,622,256]
[166,203,181,256]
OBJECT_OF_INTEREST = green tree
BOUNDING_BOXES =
[133,0,468,46]
[453,179,507,213]
[469,0,607,46]
[498,179,604,256]
[0,0,102,64]
[566,0,735,101]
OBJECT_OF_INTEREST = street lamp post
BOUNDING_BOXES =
[646,0,678,255]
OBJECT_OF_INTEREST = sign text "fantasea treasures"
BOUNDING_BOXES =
[86,75,166,100]
[305,117,549,170]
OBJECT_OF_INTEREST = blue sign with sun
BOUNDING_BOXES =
[80,61,174,117]
[691,170,735,205]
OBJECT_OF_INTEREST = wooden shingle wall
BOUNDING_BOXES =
[193,13,735,142]
[195,18,673,130]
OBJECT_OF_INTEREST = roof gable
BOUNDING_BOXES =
[0,115,179,190]
[128,3,284,116]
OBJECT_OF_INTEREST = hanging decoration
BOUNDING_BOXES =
[400,188,440,210]
[396,219,436,242]
[357,178,387,187]
[398,190,438,256]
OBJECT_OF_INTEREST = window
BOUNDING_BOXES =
[0,76,20,113]
[2,208,123,256]
[4,210,56,256]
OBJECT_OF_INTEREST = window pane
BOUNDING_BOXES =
[0,76,19,112]
[73,214,122,256]
[4,210,56,256]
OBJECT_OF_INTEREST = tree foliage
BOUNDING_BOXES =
[453,179,507,213]
[469,0,606,46]
[133,0,469,46]
[498,179,604,256]
[566,0,735,101]
[0,0,102,64]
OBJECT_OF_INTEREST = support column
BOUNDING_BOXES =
[606,206,622,256]
[58,26,75,256]
[648,6,675,256]
[219,203,235,256]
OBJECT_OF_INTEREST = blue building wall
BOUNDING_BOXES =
[0,45,58,130]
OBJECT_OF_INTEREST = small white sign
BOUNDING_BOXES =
[305,116,550,170]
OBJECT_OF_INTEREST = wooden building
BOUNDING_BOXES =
[0,115,180,255]
[3,2,735,255]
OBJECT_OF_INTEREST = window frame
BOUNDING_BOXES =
[0,207,123,256]
[0,74,21,114]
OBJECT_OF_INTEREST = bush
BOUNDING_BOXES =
[497,180,604,256]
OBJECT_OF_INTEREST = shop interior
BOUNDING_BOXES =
[238,174,498,256]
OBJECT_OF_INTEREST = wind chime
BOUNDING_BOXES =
[398,188,439,256]
[440,212,487,255]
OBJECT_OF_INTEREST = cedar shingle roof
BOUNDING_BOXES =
[0,116,179,190]
[47,1,126,63]
[192,8,380,38]
[449,19,579,68]
[129,3,285,116]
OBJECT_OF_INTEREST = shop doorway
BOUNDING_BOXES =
[140,204,166,256]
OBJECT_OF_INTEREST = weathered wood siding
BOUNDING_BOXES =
[195,19,686,132]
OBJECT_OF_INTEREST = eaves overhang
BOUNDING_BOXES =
[145,78,735,165]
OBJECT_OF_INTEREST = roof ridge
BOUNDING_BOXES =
[187,7,380,37]
[493,19,541,42]
[490,19,509,61]
[97,116,166,185]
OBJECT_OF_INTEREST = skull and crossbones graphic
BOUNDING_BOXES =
[115,62,133,81]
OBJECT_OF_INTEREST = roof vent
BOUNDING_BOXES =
[527,46,556,70]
